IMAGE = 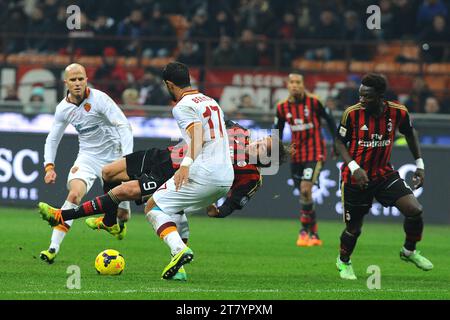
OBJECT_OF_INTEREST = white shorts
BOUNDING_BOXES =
[152,177,230,215]
[67,155,130,211]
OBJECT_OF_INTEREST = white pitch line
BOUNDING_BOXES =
[1,288,449,295]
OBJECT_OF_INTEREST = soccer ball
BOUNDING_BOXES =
[95,249,125,275]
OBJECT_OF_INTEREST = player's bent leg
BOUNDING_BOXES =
[145,198,193,280]
[40,180,86,263]
[395,194,433,271]
[336,207,365,280]
[102,158,130,183]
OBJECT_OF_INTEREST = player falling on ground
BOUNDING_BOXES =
[39,61,234,279]
[38,120,287,280]
[274,72,337,247]
[334,73,433,280]
[39,63,133,264]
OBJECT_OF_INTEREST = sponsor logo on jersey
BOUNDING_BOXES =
[360,124,368,131]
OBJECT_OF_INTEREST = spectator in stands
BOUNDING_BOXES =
[304,10,341,61]
[277,12,297,41]
[143,5,177,57]
[337,74,360,109]
[423,96,441,113]
[117,9,148,56]
[186,7,212,52]
[419,15,449,62]
[122,88,147,117]
[378,0,396,40]
[236,29,258,66]
[256,36,274,66]
[325,96,338,111]
[341,10,371,61]
[3,86,20,102]
[210,9,236,38]
[235,93,261,118]
[91,13,117,54]
[177,40,204,66]
[2,7,27,53]
[25,7,53,52]
[66,12,96,55]
[138,69,171,106]
[212,35,239,66]
[24,86,48,115]
[237,0,275,35]
[392,0,419,39]
[405,76,434,113]
[417,0,448,30]
[93,47,128,102]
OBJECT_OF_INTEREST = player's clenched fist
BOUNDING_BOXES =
[44,169,57,184]
[352,168,369,190]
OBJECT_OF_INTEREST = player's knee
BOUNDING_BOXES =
[300,186,312,201]
[346,219,363,236]
[101,165,115,182]
[118,183,140,199]
[67,190,83,204]
[404,204,423,218]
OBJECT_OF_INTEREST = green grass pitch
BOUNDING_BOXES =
[1,207,449,300]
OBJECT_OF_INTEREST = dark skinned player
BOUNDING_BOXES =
[275,72,338,247]
[334,73,433,280]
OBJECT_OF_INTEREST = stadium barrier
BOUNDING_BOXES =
[1,132,449,224]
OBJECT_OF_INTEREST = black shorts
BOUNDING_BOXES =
[125,148,176,205]
[341,171,413,223]
[125,148,174,180]
[291,161,323,187]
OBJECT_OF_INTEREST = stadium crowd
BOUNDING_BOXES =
[0,0,449,113]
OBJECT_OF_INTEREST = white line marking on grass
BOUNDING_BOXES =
[1,288,449,295]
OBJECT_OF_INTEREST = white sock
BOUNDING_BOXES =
[171,213,189,243]
[49,200,76,253]
[163,232,187,256]
[146,209,186,256]
[402,247,415,256]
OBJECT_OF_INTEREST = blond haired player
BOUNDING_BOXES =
[40,63,133,263]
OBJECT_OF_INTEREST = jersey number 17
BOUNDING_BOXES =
[202,105,224,139]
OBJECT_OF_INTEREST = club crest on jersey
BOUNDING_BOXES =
[84,103,91,112]
[237,160,247,167]
[387,119,392,132]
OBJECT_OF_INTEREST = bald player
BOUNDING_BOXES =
[40,63,133,263]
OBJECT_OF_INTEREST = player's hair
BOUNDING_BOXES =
[361,73,387,95]
[162,62,191,88]
[257,137,291,168]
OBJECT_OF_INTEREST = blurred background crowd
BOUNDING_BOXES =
[0,0,449,116]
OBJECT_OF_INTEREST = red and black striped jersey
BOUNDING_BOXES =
[337,101,414,184]
[168,121,261,185]
[275,94,327,163]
